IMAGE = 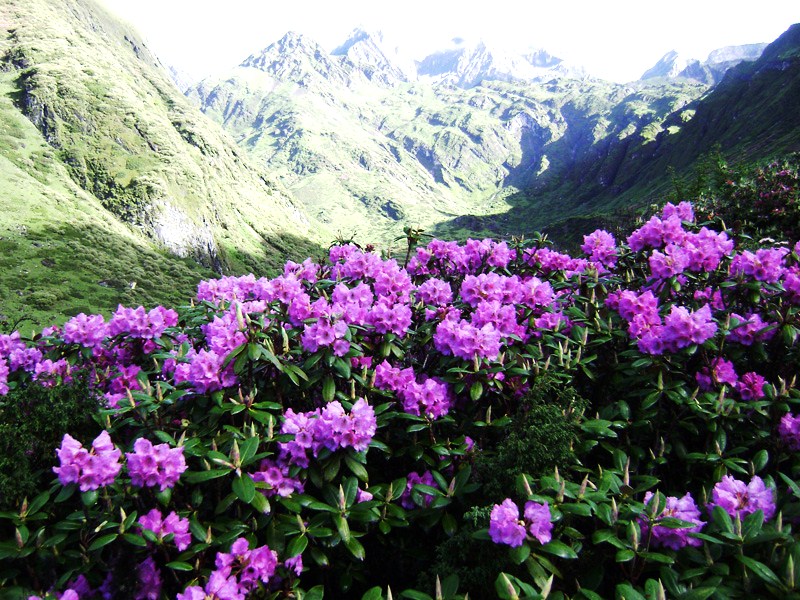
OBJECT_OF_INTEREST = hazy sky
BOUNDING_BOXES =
[101,0,800,83]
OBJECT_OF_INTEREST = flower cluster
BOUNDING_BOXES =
[249,459,304,498]
[279,399,376,467]
[640,492,705,550]
[709,475,776,521]
[53,431,122,491]
[108,305,179,339]
[126,438,187,491]
[374,360,452,418]
[489,498,553,547]
[177,538,278,600]
[779,413,800,450]
[138,508,192,551]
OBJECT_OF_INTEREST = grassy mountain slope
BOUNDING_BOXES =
[1,0,326,274]
[0,68,215,329]
[0,0,331,328]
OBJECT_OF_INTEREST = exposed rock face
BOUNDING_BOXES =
[332,29,417,86]
[640,43,768,84]
[417,41,583,88]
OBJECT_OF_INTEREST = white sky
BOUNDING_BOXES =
[101,0,800,83]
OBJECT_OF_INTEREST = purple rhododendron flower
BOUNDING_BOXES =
[730,248,788,283]
[489,498,526,547]
[640,492,705,550]
[489,498,554,547]
[134,555,161,600]
[709,475,776,521]
[215,537,278,593]
[581,229,618,267]
[138,508,191,551]
[126,438,187,491]
[0,358,8,396]
[736,372,766,400]
[523,501,553,545]
[53,430,122,491]
[779,413,800,450]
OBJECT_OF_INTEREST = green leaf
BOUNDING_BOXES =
[232,475,256,504]
[736,555,783,588]
[166,561,193,571]
[344,455,369,482]
[81,490,99,507]
[334,357,352,379]
[615,583,646,600]
[711,505,734,534]
[54,484,76,503]
[640,551,674,564]
[184,469,230,484]
[470,381,483,401]
[287,534,308,558]
[345,535,365,560]
[751,449,769,472]
[87,533,118,552]
[260,347,285,372]
[361,587,384,600]
[26,490,51,517]
[510,543,531,564]
[249,491,269,513]
[122,533,147,547]
[323,376,336,403]
[615,549,636,563]
[780,471,800,497]
[540,540,578,559]
[239,436,260,466]
[560,502,592,517]
[334,514,351,543]
[302,585,325,600]
[399,591,433,600]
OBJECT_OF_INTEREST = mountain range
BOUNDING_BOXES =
[1,0,799,326]
[187,25,799,242]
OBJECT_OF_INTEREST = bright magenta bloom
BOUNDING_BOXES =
[709,475,776,521]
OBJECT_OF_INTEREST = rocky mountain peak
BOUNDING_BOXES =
[640,50,690,80]
[418,40,579,88]
[331,28,416,85]
[706,43,768,65]
[240,31,350,86]
[641,43,768,84]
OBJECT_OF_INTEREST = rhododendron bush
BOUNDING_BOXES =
[2,201,800,599]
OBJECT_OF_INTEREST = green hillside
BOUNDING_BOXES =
[0,0,328,328]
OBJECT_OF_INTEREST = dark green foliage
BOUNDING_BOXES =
[475,377,586,502]
[0,376,101,509]
[690,152,800,244]
[424,507,510,599]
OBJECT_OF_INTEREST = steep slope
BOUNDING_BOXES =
[1,0,325,277]
[474,24,800,241]
[0,66,215,328]
[188,31,706,245]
